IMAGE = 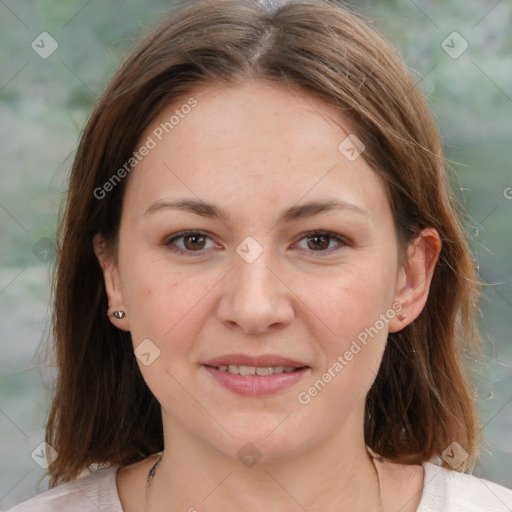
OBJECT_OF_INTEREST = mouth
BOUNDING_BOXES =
[209,364,302,376]
[202,354,310,396]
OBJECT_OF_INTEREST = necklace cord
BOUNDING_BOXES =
[144,450,384,511]
[146,453,163,488]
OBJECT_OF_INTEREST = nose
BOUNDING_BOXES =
[216,245,295,335]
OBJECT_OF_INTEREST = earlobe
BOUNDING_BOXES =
[93,234,130,331]
[388,228,441,333]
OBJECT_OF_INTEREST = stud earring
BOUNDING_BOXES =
[396,313,406,322]
[108,310,126,320]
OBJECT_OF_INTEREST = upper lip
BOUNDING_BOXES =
[203,354,309,368]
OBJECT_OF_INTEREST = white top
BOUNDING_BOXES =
[6,461,512,511]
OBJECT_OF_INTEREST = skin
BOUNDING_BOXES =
[95,79,440,512]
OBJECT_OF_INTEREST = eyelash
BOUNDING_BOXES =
[163,230,350,257]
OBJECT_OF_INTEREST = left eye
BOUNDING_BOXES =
[293,231,348,254]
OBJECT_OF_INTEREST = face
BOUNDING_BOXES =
[97,80,431,463]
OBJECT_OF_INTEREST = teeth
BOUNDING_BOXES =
[239,365,256,376]
[216,365,298,375]
[256,366,275,376]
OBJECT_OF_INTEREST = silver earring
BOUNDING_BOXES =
[109,311,126,320]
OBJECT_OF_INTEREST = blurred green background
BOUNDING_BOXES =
[0,0,511,508]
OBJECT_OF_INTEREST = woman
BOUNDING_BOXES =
[9,0,512,510]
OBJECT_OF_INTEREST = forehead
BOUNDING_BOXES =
[122,79,391,225]
[158,79,349,158]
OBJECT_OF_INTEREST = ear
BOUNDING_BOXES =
[388,227,441,333]
[93,234,130,331]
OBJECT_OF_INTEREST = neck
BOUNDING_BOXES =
[145,425,383,512]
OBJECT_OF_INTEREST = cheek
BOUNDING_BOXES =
[123,269,211,398]
[299,260,397,339]
[297,257,396,395]
[121,255,231,371]
[126,272,204,341]
[297,273,391,420]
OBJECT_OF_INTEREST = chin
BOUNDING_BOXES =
[210,413,311,461]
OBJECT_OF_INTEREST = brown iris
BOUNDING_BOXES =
[306,234,330,251]
[183,234,207,251]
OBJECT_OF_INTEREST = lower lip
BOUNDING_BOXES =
[204,366,310,396]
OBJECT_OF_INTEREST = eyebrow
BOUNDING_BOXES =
[144,198,369,223]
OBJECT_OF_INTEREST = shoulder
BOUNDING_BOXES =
[418,462,512,511]
[6,465,123,512]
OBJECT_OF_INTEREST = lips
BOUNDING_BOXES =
[202,353,310,396]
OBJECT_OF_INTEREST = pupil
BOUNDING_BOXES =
[185,235,205,250]
[308,235,329,250]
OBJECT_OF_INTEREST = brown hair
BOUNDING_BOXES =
[45,0,481,487]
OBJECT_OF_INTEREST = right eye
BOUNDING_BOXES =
[163,230,219,255]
